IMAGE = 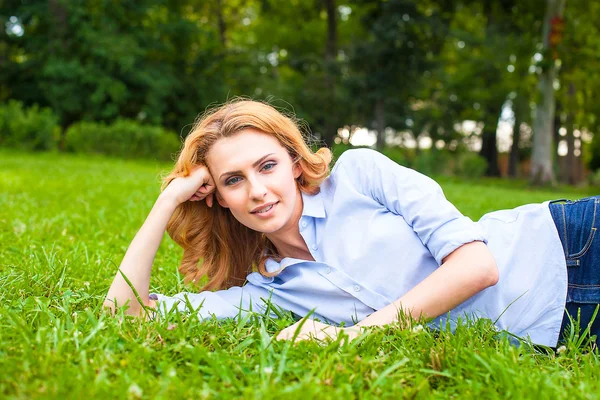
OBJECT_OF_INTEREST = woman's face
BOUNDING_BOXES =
[206,128,302,235]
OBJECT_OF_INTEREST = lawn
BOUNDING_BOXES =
[1,150,598,399]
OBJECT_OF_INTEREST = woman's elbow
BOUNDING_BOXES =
[482,258,499,288]
[467,241,499,289]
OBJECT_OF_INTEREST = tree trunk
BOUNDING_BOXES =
[564,116,575,184]
[564,83,576,184]
[375,98,385,151]
[48,0,68,48]
[553,105,561,180]
[323,0,337,147]
[48,0,69,148]
[479,105,502,176]
[215,0,227,47]
[508,99,522,178]
[553,101,562,160]
[478,2,501,177]
[530,0,566,185]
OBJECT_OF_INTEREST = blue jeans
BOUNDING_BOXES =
[549,196,600,346]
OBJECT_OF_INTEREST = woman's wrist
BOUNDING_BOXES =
[356,304,408,329]
[156,191,181,210]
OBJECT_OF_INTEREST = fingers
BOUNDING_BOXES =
[188,190,214,207]
[276,321,340,344]
[276,327,293,341]
[197,183,213,194]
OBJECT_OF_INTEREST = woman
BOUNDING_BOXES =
[105,99,599,348]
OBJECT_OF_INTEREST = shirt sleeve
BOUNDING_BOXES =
[336,149,487,264]
[150,281,276,320]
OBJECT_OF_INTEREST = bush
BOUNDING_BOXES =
[454,152,488,179]
[382,146,410,166]
[330,142,377,166]
[65,119,181,161]
[588,169,600,187]
[412,149,453,176]
[330,142,354,162]
[0,100,60,151]
[586,132,600,172]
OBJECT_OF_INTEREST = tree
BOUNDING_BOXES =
[442,1,544,177]
[323,0,338,147]
[1,0,230,137]
[554,0,600,183]
[347,0,455,150]
[530,0,566,185]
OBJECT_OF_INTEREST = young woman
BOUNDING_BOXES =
[105,99,599,348]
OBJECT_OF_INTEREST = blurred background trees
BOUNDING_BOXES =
[1,0,598,185]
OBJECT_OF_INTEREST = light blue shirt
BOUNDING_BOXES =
[153,149,567,347]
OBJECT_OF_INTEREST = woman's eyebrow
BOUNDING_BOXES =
[219,153,276,180]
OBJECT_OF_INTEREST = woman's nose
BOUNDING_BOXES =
[248,179,267,200]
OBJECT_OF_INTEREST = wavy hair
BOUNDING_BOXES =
[162,99,332,291]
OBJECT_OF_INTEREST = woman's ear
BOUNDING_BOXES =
[216,191,229,208]
[293,161,302,179]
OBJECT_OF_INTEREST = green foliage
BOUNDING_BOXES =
[65,119,181,161]
[1,0,599,184]
[331,142,378,164]
[587,169,600,187]
[332,143,411,168]
[334,144,488,179]
[587,133,600,172]
[382,146,410,166]
[330,142,355,163]
[0,100,60,151]
[454,152,488,179]
[412,149,453,177]
[2,1,228,132]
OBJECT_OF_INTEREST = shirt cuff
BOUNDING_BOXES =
[427,217,488,264]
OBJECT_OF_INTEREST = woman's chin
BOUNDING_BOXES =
[252,221,283,235]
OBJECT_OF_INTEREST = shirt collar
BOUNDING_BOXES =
[301,190,326,219]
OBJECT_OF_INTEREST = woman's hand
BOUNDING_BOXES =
[276,319,362,344]
[162,165,216,207]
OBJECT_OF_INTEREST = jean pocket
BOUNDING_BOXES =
[567,228,597,262]
[567,284,600,303]
[565,197,598,261]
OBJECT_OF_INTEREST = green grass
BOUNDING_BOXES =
[1,150,599,399]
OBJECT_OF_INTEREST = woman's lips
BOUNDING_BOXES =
[251,201,278,217]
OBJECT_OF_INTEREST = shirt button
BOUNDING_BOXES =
[325,267,331,274]
[312,244,318,251]
[353,285,361,292]
[301,220,307,228]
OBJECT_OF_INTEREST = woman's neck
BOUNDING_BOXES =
[266,189,315,261]
[269,234,314,261]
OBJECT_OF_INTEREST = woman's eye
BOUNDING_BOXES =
[261,162,276,172]
[225,177,241,186]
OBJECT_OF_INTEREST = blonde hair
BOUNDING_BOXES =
[162,99,332,291]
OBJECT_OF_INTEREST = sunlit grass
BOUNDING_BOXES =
[1,150,597,398]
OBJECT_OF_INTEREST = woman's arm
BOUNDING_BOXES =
[104,166,215,317]
[104,194,179,316]
[357,241,498,328]
[276,241,497,342]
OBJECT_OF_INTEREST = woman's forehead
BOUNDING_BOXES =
[206,129,287,171]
